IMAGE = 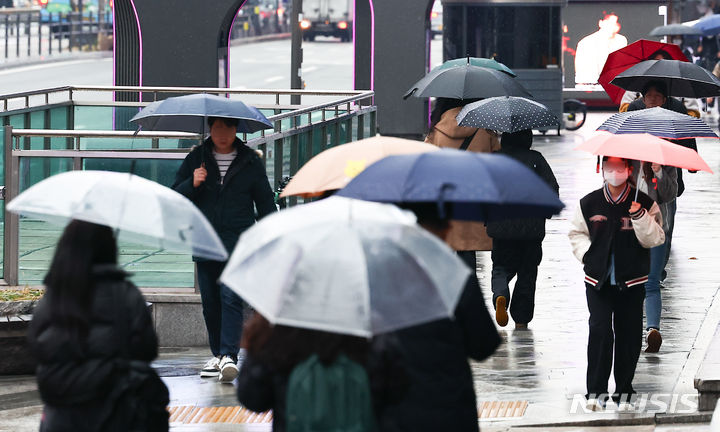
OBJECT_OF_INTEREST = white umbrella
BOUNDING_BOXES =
[220,196,470,338]
[6,170,227,261]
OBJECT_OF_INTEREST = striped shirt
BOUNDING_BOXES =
[213,150,237,183]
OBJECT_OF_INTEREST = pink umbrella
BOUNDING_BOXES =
[576,133,713,173]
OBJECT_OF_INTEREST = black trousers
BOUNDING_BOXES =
[585,283,645,402]
[490,239,543,324]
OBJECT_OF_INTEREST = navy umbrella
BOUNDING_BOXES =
[610,59,720,98]
[403,64,532,100]
[694,14,720,36]
[456,96,560,133]
[597,107,718,140]
[336,149,564,222]
[130,93,273,134]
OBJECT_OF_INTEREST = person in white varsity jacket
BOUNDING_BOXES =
[568,156,665,410]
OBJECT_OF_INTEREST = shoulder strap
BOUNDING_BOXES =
[459,129,478,151]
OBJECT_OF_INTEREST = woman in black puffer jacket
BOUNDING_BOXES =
[28,220,169,432]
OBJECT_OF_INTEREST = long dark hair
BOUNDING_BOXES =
[43,220,118,341]
[242,313,369,373]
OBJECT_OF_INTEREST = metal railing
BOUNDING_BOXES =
[0,2,288,62]
[0,8,112,60]
[0,86,377,286]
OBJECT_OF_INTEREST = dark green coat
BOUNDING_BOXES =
[172,138,276,260]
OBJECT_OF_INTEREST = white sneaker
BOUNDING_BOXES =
[586,398,606,412]
[200,356,221,378]
[617,401,636,412]
[218,356,238,383]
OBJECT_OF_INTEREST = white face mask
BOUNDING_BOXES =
[603,169,629,187]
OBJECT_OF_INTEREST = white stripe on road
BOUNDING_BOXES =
[303,66,318,73]
[264,76,284,83]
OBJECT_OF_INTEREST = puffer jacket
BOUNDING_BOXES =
[28,265,169,432]
[425,106,500,251]
[486,130,559,240]
[368,274,501,431]
[172,137,276,259]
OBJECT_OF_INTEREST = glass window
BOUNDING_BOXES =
[444,5,561,69]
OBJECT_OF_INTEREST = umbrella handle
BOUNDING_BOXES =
[634,161,643,202]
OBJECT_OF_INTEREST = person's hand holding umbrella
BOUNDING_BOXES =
[194,163,207,188]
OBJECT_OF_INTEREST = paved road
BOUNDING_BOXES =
[0,37,443,95]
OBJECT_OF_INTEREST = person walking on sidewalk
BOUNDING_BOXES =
[28,220,169,431]
[568,156,665,409]
[368,203,501,432]
[425,98,500,280]
[487,129,559,329]
[173,116,276,383]
[632,161,677,353]
[627,80,699,283]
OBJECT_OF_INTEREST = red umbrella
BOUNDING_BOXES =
[576,133,713,173]
[599,40,689,104]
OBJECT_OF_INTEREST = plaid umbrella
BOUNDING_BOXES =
[597,107,718,140]
[456,97,559,133]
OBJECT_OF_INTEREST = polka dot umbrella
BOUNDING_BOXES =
[456,96,560,133]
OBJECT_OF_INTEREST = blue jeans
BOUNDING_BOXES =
[645,241,667,330]
[196,260,244,359]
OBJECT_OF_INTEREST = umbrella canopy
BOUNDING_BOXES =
[596,107,718,140]
[610,59,720,98]
[280,136,438,198]
[434,57,516,77]
[576,133,713,173]
[130,93,273,134]
[6,171,228,261]
[694,14,720,36]
[599,40,689,104]
[403,64,532,100]
[456,96,559,133]
[649,24,703,37]
[220,196,470,337]
[336,149,564,222]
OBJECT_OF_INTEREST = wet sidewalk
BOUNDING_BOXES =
[1,112,720,431]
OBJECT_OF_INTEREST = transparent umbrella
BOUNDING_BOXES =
[6,170,227,261]
[220,196,470,337]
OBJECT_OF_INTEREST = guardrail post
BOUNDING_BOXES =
[3,126,19,286]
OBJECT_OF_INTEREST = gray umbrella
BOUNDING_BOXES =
[130,93,273,134]
[649,24,703,37]
[456,97,559,133]
[403,64,532,100]
[611,59,720,98]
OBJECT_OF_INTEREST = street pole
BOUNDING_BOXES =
[290,0,303,105]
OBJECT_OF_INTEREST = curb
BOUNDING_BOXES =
[516,410,713,428]
[0,33,290,71]
[230,33,290,46]
[0,50,112,71]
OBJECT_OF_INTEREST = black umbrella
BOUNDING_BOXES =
[456,97,559,133]
[610,59,720,98]
[649,24,703,37]
[403,64,532,100]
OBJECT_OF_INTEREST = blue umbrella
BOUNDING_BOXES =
[694,14,720,36]
[130,93,273,134]
[336,149,564,222]
[597,107,718,139]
